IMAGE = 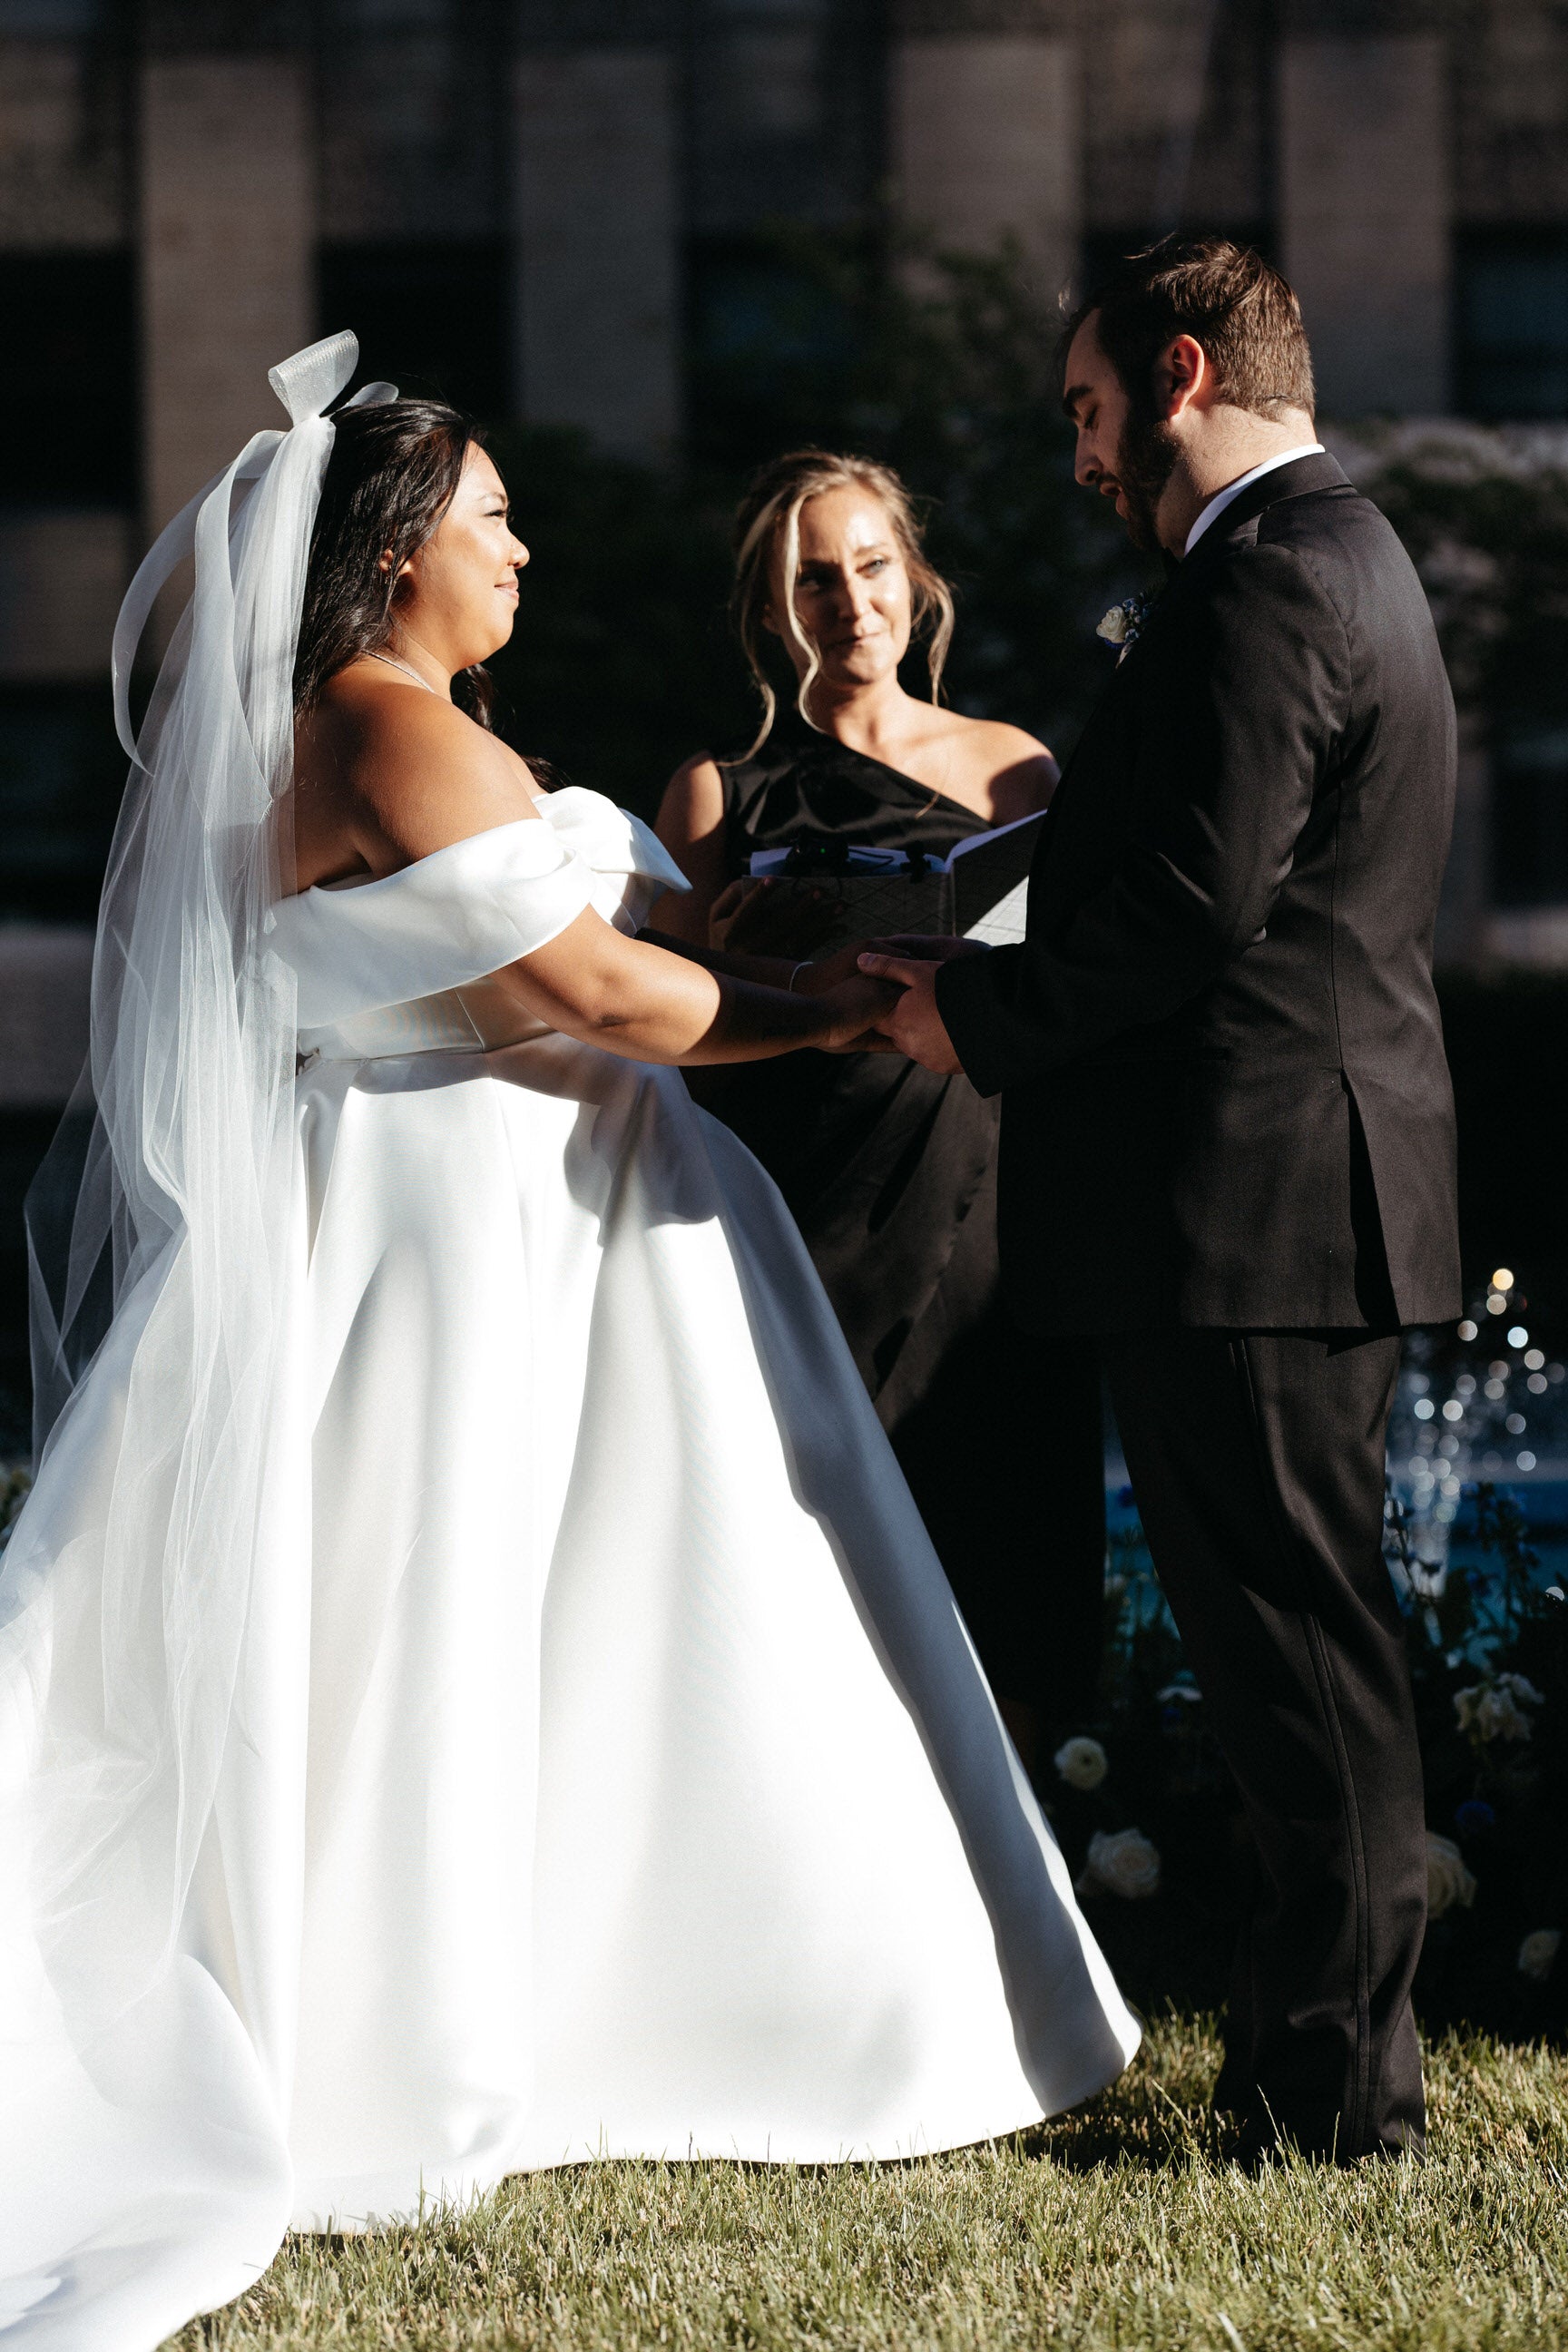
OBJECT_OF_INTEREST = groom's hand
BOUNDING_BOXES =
[857,951,965,1074]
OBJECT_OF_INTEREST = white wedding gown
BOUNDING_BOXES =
[0,786,1136,2350]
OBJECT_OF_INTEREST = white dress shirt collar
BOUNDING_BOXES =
[1183,443,1327,556]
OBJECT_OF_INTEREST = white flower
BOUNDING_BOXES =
[1079,1827,1161,1901]
[1477,1687,1533,1741]
[1094,591,1156,654]
[1517,1929,1561,1984]
[1054,1736,1108,1791]
[1426,1832,1477,1920]
[1454,1676,1540,1742]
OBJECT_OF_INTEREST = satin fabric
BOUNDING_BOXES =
[0,789,1135,2350]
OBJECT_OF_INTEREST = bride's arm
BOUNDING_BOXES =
[317,692,895,1063]
[637,925,798,992]
[496,911,894,1065]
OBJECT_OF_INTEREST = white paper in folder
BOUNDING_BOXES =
[945,810,1045,944]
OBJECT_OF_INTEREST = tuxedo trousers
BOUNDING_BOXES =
[1102,1327,1426,2161]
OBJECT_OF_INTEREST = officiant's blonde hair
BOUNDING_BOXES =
[730,451,956,764]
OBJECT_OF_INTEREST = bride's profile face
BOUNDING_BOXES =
[393,446,529,668]
[769,486,913,691]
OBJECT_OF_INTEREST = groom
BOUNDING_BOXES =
[863,236,1460,2163]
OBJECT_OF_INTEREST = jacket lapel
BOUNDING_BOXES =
[1035,455,1355,891]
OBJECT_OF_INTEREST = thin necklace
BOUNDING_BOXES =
[367,649,442,697]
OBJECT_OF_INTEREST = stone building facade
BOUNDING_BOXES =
[1,0,1567,1112]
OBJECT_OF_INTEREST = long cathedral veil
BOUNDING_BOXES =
[2,333,393,2019]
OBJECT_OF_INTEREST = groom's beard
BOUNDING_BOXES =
[1112,409,1181,554]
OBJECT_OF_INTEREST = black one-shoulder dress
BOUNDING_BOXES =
[686,720,1105,1735]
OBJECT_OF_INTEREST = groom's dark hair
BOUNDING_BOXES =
[1062,235,1316,423]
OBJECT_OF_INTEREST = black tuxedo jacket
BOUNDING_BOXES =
[937,453,1462,1334]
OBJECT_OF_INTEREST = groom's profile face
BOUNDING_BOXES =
[1063,315,1181,555]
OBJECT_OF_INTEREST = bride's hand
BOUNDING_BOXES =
[789,938,881,995]
[813,970,903,1053]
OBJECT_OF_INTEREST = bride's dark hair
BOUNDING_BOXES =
[293,397,496,727]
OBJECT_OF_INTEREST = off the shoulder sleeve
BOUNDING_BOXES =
[268,818,597,1029]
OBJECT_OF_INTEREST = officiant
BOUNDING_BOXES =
[652,449,1103,1772]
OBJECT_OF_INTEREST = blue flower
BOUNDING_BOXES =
[1455,1798,1496,1838]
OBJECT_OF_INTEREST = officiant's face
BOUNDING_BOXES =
[1063,315,1180,554]
[769,487,912,689]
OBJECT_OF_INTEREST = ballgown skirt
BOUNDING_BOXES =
[0,799,1137,2349]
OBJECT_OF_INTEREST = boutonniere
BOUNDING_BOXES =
[1096,591,1158,662]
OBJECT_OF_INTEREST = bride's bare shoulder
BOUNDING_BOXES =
[292,665,542,879]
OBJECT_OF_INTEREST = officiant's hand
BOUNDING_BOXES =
[710,876,842,959]
[855,951,965,1074]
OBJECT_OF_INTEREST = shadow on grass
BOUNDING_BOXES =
[566,2005,1240,2186]
[1009,2002,1243,2174]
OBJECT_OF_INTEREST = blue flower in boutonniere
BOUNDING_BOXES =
[1096,591,1158,662]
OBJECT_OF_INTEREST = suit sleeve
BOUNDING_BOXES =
[937,542,1349,1097]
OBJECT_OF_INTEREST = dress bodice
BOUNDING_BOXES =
[719,718,993,875]
[269,787,688,1061]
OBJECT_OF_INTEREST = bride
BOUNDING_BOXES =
[0,337,1136,2350]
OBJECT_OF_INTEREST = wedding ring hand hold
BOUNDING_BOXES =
[855,952,964,1075]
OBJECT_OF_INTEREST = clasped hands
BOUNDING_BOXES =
[706,876,977,1074]
[794,934,982,1074]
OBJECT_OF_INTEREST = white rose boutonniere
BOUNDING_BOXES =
[1078,1826,1161,1901]
[1426,1831,1478,1920]
[1095,591,1158,662]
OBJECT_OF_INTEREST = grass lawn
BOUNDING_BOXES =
[174,2011,1567,2351]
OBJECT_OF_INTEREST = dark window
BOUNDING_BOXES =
[0,253,136,509]
[4,2,104,25]
[317,242,511,419]
[1456,230,1568,421]
[685,234,857,467]
[0,686,123,923]
[1493,724,1568,908]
